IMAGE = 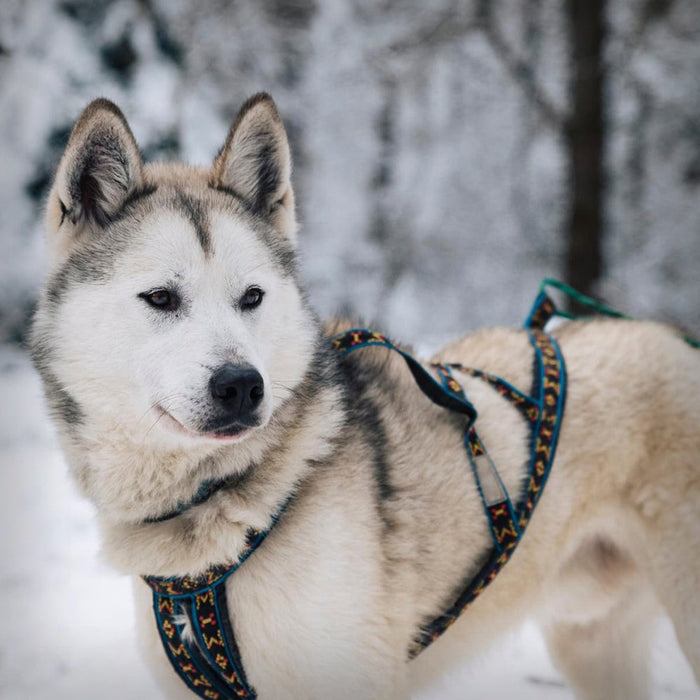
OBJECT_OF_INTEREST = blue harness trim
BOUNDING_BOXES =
[142,500,291,699]
[142,289,568,697]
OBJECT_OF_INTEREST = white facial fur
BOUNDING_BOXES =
[50,206,315,452]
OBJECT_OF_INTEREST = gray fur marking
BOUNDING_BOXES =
[253,221,297,278]
[45,373,84,425]
[46,241,123,306]
[175,189,211,255]
[28,331,83,427]
[207,185,297,277]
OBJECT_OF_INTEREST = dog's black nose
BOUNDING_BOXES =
[209,364,264,420]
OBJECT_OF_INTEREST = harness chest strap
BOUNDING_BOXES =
[142,292,567,699]
[142,517,287,698]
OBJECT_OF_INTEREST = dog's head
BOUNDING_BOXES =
[31,95,317,458]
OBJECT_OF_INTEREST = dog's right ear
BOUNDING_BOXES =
[47,98,143,244]
[211,93,297,241]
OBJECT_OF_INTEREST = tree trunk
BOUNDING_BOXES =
[565,0,605,302]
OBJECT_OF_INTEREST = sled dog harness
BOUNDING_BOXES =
[142,284,570,699]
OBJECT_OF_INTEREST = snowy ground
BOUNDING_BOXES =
[0,345,697,700]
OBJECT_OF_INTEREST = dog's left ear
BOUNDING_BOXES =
[211,93,297,240]
[51,98,144,231]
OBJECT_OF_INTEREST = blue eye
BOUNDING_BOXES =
[240,287,264,310]
[139,289,180,311]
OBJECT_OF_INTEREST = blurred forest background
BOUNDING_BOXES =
[0,0,698,345]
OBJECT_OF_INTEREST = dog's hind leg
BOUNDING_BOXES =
[540,533,658,700]
[640,498,700,686]
[633,334,700,686]
[543,586,657,700]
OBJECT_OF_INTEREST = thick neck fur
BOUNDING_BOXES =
[64,342,346,577]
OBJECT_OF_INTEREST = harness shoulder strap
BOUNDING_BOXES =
[332,329,477,424]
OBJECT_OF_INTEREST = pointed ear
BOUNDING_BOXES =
[49,98,143,234]
[211,93,297,240]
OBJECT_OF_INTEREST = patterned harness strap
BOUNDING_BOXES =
[142,289,567,698]
[331,329,478,423]
[408,319,566,655]
[142,502,290,699]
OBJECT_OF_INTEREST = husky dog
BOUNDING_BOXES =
[30,94,700,700]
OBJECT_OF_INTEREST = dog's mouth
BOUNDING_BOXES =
[206,421,252,440]
[153,405,253,443]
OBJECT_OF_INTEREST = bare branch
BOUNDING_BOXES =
[366,1,566,131]
[385,12,481,54]
[480,8,567,130]
[364,3,481,77]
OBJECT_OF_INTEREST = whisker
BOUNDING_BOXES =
[142,411,167,443]
[137,393,188,427]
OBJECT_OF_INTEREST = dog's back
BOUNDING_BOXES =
[421,319,700,699]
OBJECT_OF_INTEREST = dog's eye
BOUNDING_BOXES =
[139,289,180,312]
[240,287,264,310]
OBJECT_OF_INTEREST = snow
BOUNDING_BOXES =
[1,348,698,699]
